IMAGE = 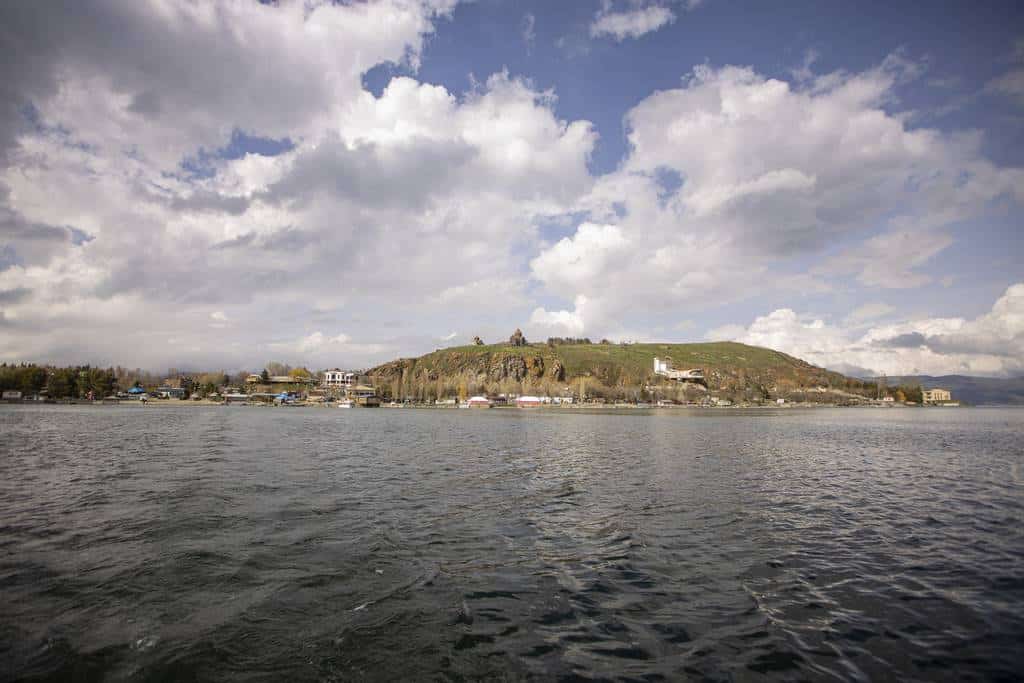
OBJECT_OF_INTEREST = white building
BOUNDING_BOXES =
[653,357,704,382]
[923,388,952,404]
[323,369,359,388]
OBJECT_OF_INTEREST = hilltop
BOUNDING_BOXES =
[367,340,878,403]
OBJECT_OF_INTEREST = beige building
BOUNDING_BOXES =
[922,388,952,404]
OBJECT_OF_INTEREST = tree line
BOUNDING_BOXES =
[0,363,118,398]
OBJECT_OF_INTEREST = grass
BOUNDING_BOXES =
[406,341,822,379]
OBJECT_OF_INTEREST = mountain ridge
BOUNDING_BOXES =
[878,375,1024,406]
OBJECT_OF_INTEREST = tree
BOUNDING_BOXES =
[260,369,270,383]
[266,362,291,376]
[289,367,311,380]
[47,368,77,398]
[472,336,484,346]
[80,367,117,398]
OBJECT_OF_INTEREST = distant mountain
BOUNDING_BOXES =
[884,375,1024,405]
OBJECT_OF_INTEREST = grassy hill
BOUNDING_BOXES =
[368,341,876,402]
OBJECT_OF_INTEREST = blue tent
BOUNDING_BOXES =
[128,386,145,394]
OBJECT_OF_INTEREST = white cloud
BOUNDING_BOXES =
[0,3,598,370]
[709,283,1024,377]
[528,57,1024,338]
[0,4,1020,375]
[590,4,676,42]
[530,223,629,291]
[529,295,590,335]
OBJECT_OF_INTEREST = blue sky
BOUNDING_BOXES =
[0,0,1022,376]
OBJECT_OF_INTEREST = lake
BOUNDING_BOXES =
[1,405,1022,681]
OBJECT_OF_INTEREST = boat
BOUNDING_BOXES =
[466,396,493,408]
[337,398,354,408]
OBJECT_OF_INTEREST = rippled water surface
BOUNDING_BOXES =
[1,405,1022,681]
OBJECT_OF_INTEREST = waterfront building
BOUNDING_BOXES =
[923,388,953,404]
[156,386,187,399]
[323,369,363,388]
[345,384,380,406]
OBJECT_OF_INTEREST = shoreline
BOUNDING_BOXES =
[0,399,958,410]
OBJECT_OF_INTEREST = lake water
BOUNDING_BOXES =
[1,405,1022,681]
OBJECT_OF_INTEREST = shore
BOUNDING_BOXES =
[2,399,929,409]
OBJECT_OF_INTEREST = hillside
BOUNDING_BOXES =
[367,341,877,402]
[885,375,1024,406]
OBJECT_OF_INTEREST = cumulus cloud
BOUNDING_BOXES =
[529,57,1024,337]
[0,3,1020,374]
[0,1,597,370]
[709,283,1024,377]
[530,223,629,291]
[530,295,591,335]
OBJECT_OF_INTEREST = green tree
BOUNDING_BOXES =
[47,368,77,398]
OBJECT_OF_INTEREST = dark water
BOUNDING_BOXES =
[1,405,1022,681]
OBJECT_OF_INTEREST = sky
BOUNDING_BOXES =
[0,0,1022,377]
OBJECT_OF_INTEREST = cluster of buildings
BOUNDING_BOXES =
[240,369,379,406]
[922,388,956,405]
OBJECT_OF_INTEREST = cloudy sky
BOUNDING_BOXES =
[1,0,1022,377]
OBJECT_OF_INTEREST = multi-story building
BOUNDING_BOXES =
[922,388,952,404]
[323,369,360,388]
